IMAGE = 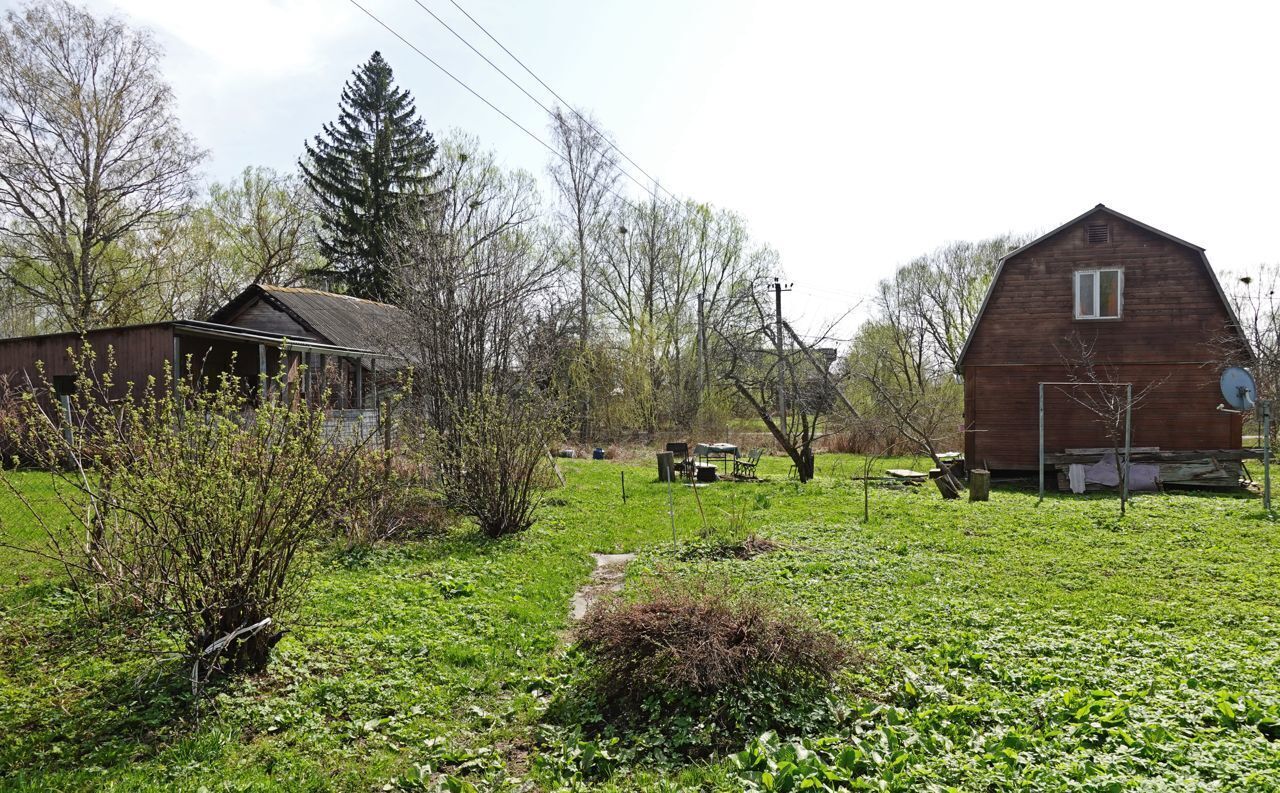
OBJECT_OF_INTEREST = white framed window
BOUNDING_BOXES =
[1074,268,1122,319]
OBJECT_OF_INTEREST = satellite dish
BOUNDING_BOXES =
[1220,366,1258,411]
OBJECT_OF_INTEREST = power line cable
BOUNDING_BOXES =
[404,0,659,200]
[345,0,676,236]
[348,0,755,264]
[443,0,684,208]
[345,0,563,166]
[350,0,815,333]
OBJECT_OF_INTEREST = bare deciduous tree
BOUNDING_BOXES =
[1054,331,1164,515]
[186,167,320,316]
[548,106,619,436]
[842,236,1028,494]
[389,134,559,439]
[718,294,844,483]
[1215,268,1271,443]
[848,319,964,496]
[0,1,203,331]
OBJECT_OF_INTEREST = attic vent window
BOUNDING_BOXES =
[1086,223,1110,245]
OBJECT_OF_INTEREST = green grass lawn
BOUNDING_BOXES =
[2,455,1280,790]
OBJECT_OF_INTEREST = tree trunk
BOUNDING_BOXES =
[797,446,815,482]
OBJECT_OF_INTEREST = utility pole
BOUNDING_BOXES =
[772,277,792,435]
[695,292,707,415]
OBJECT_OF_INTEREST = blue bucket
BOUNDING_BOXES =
[592,447,605,460]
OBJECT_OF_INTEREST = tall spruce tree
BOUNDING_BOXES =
[302,52,436,300]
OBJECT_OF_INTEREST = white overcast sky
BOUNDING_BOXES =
[33,0,1280,334]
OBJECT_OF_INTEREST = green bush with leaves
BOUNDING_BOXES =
[1,347,376,682]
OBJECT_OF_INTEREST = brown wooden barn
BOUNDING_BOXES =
[956,205,1250,484]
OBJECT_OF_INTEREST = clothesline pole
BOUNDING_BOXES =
[1038,383,1045,503]
[1263,399,1272,515]
[1123,384,1132,507]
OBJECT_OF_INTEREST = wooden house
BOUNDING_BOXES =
[209,284,406,410]
[956,205,1249,481]
[0,285,406,416]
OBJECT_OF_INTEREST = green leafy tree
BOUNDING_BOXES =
[166,166,323,319]
[302,51,437,300]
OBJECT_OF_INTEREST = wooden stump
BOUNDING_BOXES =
[657,451,675,482]
[969,468,990,502]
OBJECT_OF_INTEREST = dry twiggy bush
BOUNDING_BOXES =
[567,578,857,753]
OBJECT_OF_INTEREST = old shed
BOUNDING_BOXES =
[956,204,1248,478]
[0,285,406,416]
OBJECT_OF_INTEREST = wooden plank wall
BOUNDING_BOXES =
[964,212,1235,367]
[221,299,311,338]
[965,363,1240,470]
[0,324,173,401]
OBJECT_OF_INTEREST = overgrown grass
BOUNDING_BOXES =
[2,454,1279,789]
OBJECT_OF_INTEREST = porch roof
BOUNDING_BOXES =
[172,320,388,358]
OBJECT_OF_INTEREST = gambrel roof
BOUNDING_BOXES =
[954,204,1246,371]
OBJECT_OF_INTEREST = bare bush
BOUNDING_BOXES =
[570,578,855,753]
[579,580,849,695]
[437,389,562,538]
[331,451,453,549]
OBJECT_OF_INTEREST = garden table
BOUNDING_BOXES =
[693,442,739,474]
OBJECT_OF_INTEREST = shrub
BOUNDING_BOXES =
[0,350,376,682]
[566,579,856,756]
[436,389,561,538]
[331,450,454,549]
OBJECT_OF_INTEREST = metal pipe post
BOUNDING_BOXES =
[666,473,677,554]
[60,394,73,449]
[1123,384,1132,505]
[1038,383,1045,501]
[1265,399,1272,514]
[774,278,786,436]
[258,343,268,403]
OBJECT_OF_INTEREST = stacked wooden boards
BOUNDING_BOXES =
[1047,448,1259,490]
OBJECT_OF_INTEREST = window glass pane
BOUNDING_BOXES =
[1076,272,1096,317]
[1099,270,1120,317]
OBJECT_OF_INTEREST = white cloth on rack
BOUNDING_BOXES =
[1068,463,1087,494]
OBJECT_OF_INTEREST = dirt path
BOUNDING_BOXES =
[570,552,635,620]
